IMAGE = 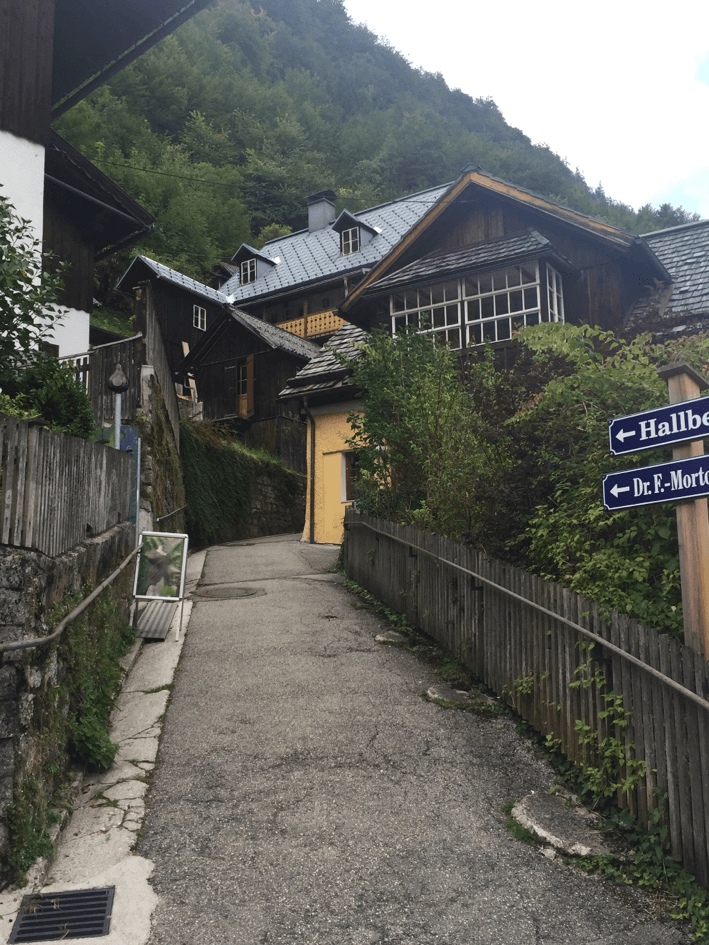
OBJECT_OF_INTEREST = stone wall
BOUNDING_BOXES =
[243,467,307,539]
[0,522,135,867]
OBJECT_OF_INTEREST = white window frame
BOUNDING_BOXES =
[241,258,256,284]
[390,261,564,349]
[341,227,360,256]
[193,304,206,331]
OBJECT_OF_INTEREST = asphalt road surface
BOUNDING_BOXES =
[141,534,688,945]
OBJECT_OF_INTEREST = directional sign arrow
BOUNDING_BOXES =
[608,395,709,456]
[603,454,709,510]
[609,483,630,498]
[615,429,635,443]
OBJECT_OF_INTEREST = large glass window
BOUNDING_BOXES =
[390,262,564,348]
[391,282,461,349]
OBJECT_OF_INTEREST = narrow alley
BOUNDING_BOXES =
[139,534,686,945]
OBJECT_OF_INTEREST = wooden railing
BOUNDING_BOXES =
[0,416,132,557]
[277,310,345,338]
[344,510,709,889]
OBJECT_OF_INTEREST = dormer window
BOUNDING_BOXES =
[341,227,360,256]
[333,210,378,257]
[241,258,256,284]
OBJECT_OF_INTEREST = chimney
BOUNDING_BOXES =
[307,190,337,232]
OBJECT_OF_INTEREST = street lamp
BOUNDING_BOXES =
[107,363,129,450]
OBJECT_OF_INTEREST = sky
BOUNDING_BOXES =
[343,0,709,220]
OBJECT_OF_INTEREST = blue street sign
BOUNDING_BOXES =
[608,396,709,456]
[603,454,709,510]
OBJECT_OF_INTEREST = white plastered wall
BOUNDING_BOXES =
[0,130,45,241]
[46,307,91,358]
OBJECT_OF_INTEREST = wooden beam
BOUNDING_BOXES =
[658,362,709,655]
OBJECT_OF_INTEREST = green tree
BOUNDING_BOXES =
[0,193,65,381]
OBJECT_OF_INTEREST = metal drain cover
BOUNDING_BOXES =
[10,887,114,942]
[193,585,265,600]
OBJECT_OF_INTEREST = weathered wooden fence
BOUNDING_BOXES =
[0,416,132,557]
[344,509,709,888]
[61,334,143,430]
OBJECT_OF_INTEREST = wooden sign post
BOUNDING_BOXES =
[657,362,709,656]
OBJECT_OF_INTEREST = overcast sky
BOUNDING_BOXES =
[343,0,709,220]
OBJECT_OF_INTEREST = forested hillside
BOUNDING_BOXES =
[55,0,697,295]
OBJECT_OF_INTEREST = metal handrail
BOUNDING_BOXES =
[0,547,139,655]
[347,518,709,712]
[155,505,187,524]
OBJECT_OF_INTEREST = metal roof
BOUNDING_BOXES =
[230,310,321,362]
[221,184,451,305]
[640,220,709,317]
[279,324,368,398]
[366,230,556,294]
[52,0,213,115]
[117,255,230,306]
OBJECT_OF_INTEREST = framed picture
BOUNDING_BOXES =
[133,531,189,601]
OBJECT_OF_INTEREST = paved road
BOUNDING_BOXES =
[141,534,688,945]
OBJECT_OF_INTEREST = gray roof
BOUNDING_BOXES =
[279,323,368,398]
[640,220,709,317]
[367,230,555,294]
[118,254,230,306]
[230,309,321,362]
[221,184,451,304]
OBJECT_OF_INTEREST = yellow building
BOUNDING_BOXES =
[280,324,367,544]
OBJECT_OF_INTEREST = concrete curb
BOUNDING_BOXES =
[0,549,207,945]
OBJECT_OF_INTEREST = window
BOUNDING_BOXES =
[193,305,206,331]
[343,452,359,502]
[237,361,248,396]
[341,227,360,256]
[390,262,564,349]
[391,282,461,349]
[241,258,256,284]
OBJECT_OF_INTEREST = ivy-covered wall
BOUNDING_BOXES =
[181,421,306,546]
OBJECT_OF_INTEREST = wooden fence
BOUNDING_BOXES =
[344,509,709,888]
[61,334,143,430]
[0,416,132,557]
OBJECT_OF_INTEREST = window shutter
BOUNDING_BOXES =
[246,354,254,417]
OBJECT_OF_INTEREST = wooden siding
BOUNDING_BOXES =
[62,335,143,429]
[344,511,709,890]
[43,196,93,311]
[0,0,54,144]
[416,196,646,332]
[145,281,223,378]
[0,416,132,557]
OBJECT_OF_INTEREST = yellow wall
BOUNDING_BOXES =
[303,403,360,544]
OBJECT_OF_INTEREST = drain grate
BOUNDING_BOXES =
[193,585,265,600]
[9,888,114,942]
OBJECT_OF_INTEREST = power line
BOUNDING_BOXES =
[93,158,234,186]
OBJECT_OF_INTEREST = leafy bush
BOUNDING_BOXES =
[1,356,96,439]
[346,322,709,637]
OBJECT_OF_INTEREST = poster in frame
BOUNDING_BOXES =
[133,531,189,601]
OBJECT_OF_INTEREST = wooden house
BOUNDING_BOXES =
[0,0,211,357]
[176,310,320,473]
[340,165,672,344]
[220,186,450,342]
[282,166,696,544]
[117,255,229,378]
[117,255,320,472]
